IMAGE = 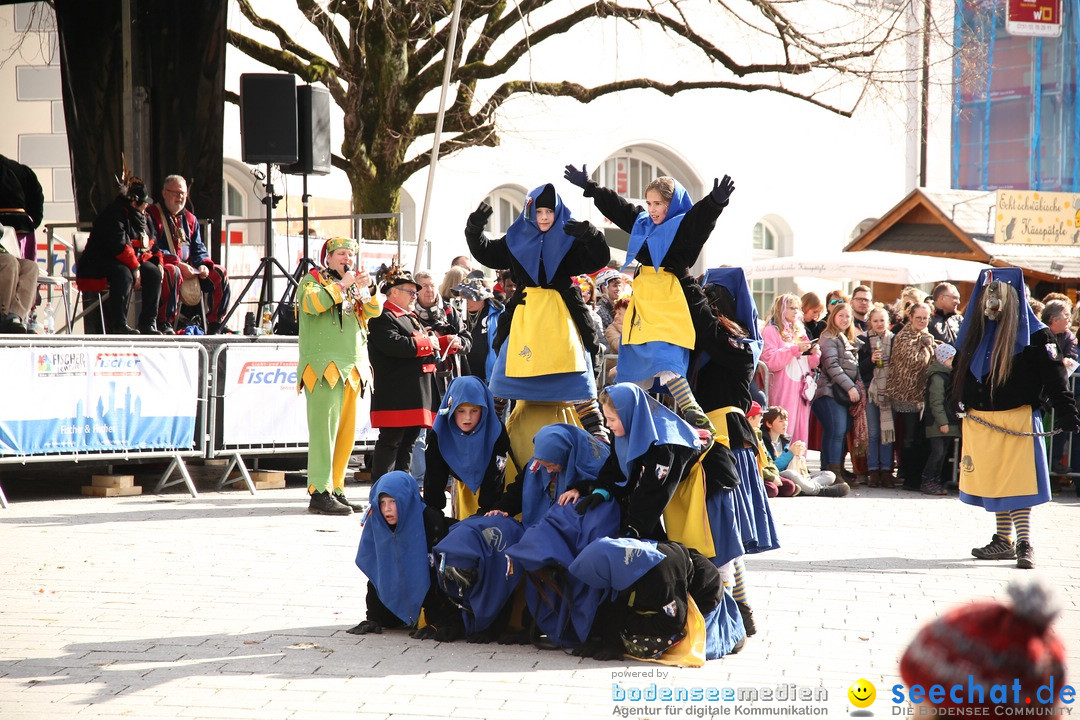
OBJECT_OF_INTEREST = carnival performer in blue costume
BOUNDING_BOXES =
[953,268,1079,570]
[464,183,611,439]
[590,382,709,541]
[504,500,620,649]
[568,537,746,663]
[432,514,525,643]
[349,472,462,640]
[423,375,513,519]
[564,163,735,436]
[693,267,781,636]
[489,423,610,528]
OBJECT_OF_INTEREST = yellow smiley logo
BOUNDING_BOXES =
[848,679,876,708]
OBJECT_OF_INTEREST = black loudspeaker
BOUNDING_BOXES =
[284,85,332,176]
[240,73,298,164]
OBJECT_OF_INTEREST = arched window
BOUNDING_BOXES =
[589,152,673,204]
[483,187,525,234]
[751,219,783,316]
[222,180,245,218]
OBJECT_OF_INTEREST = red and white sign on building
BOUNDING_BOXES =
[1007,0,1062,37]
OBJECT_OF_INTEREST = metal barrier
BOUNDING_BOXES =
[205,339,378,492]
[0,337,210,501]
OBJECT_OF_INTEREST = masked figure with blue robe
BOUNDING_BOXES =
[953,268,1080,570]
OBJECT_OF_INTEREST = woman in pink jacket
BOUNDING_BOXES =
[760,294,820,443]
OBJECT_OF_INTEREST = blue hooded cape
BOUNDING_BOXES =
[522,424,610,528]
[505,183,575,285]
[955,267,1045,383]
[433,514,524,636]
[431,376,503,493]
[702,267,763,367]
[354,472,429,625]
[567,537,665,600]
[605,382,700,479]
[624,179,694,271]
[505,501,620,648]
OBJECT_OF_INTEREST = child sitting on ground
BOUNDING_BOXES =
[761,406,849,497]
[745,402,798,497]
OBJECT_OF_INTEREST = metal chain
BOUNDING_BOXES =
[957,412,1061,438]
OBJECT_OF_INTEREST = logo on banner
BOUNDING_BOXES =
[36,351,87,377]
[93,353,143,377]
[237,361,298,388]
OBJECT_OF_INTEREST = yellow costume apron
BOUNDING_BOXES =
[622,267,695,349]
[663,407,743,559]
[960,407,1039,498]
[505,288,585,377]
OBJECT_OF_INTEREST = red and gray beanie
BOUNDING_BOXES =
[899,579,1066,709]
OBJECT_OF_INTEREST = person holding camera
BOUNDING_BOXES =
[297,236,379,515]
[76,178,162,334]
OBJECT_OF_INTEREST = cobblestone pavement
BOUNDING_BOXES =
[1,480,1077,719]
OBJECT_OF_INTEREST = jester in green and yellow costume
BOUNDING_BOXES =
[298,237,381,515]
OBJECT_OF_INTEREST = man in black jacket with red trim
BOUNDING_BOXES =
[75,180,162,334]
[368,269,462,480]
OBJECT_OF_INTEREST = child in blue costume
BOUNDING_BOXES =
[564,164,735,435]
[464,183,611,438]
[693,268,782,636]
[423,376,513,519]
[953,268,1080,570]
[432,514,525,643]
[587,383,709,540]
[488,423,610,527]
[503,500,620,649]
[349,471,462,640]
[568,537,746,662]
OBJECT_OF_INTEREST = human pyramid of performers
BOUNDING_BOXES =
[305,163,772,666]
[299,152,1071,666]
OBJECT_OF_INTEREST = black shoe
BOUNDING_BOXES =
[308,490,352,515]
[138,322,163,335]
[736,600,757,636]
[109,324,140,335]
[818,481,851,497]
[1015,541,1035,569]
[0,315,28,334]
[333,492,365,513]
[971,533,1016,560]
[681,406,717,435]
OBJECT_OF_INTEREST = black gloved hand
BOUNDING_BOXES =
[1058,413,1080,434]
[346,620,382,635]
[575,492,607,515]
[563,218,593,239]
[409,625,439,640]
[592,645,624,662]
[571,638,603,658]
[710,175,735,206]
[564,163,590,189]
[467,202,493,231]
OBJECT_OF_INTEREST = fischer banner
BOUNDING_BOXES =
[220,344,376,447]
[0,345,199,456]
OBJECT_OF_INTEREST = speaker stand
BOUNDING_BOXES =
[216,163,298,333]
